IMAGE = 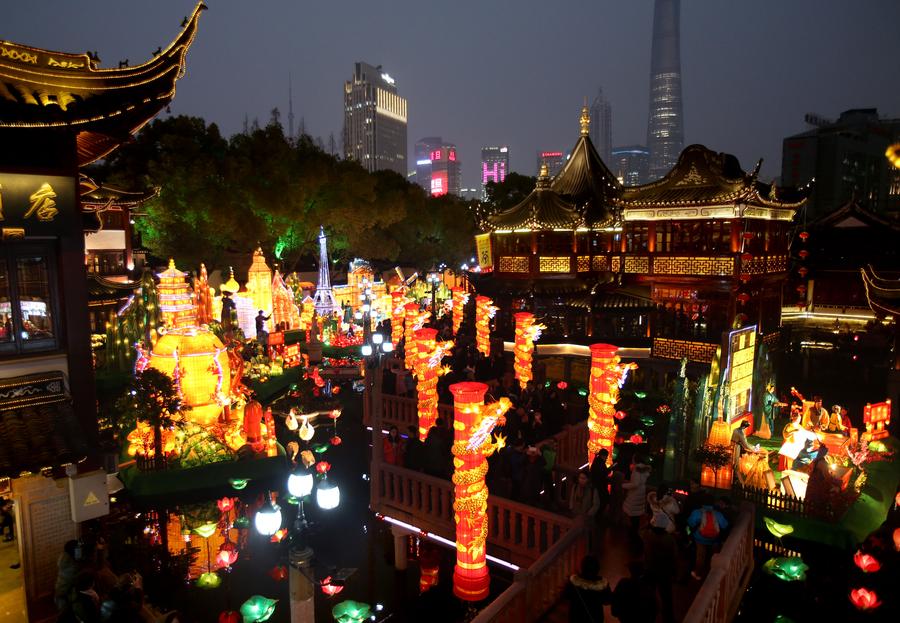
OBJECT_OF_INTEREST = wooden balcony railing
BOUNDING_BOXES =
[536,421,589,471]
[367,393,454,430]
[372,461,578,567]
[683,503,755,623]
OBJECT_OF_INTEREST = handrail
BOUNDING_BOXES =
[683,502,756,623]
[537,421,589,471]
[470,518,589,623]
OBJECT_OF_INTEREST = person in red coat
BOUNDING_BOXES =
[383,426,404,465]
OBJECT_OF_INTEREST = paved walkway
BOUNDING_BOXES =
[540,524,700,623]
[0,538,26,623]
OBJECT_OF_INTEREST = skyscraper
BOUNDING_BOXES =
[481,146,509,197]
[610,145,650,186]
[646,0,684,180]
[536,151,567,177]
[343,62,407,175]
[590,89,612,163]
[415,137,443,191]
[415,138,461,196]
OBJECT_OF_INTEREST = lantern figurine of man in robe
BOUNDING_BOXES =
[474,296,497,358]
[449,382,511,602]
[451,287,470,336]
[587,344,636,466]
[413,328,453,441]
[513,312,544,390]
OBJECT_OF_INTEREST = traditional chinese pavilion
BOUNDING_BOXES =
[474,107,809,365]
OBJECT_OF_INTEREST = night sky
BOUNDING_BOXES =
[5,1,900,186]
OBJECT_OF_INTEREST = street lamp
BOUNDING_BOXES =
[287,470,314,498]
[427,266,441,314]
[316,476,340,510]
[255,496,283,536]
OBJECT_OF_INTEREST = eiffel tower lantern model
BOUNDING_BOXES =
[312,226,340,318]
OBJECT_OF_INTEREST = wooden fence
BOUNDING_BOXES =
[375,394,455,431]
[736,483,837,522]
[683,503,756,623]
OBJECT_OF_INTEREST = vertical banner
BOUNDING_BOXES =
[474,233,493,272]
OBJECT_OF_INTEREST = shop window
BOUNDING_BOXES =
[0,245,59,355]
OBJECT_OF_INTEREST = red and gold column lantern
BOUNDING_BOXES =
[404,303,430,371]
[451,287,470,336]
[474,296,497,358]
[587,344,621,467]
[413,328,453,440]
[449,382,510,602]
[513,312,544,390]
[391,290,407,347]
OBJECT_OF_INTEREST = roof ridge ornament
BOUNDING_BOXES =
[580,104,590,136]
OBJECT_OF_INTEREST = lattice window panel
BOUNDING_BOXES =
[624,256,649,274]
[576,256,590,273]
[741,256,766,275]
[652,338,717,363]
[762,331,780,347]
[766,255,787,272]
[538,256,571,273]
[654,256,734,276]
[611,256,621,272]
[498,256,529,273]
[591,256,609,271]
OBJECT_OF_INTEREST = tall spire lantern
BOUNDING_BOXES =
[580,105,591,136]
[312,226,340,317]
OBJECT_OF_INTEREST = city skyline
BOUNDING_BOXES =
[5,1,899,188]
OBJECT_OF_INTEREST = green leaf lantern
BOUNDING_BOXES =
[763,557,808,582]
[240,595,277,623]
[196,571,222,589]
[332,600,372,623]
[193,522,218,538]
[229,478,250,490]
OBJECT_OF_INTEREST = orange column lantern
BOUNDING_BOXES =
[414,328,454,440]
[587,344,635,467]
[474,296,497,358]
[449,382,511,602]
[451,287,470,336]
[513,312,544,390]
[391,290,407,347]
[404,303,430,371]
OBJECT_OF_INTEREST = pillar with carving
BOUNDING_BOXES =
[474,296,496,358]
[390,290,407,348]
[413,328,453,441]
[513,312,543,390]
[451,287,469,336]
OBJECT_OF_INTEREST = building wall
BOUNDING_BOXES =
[481,146,509,197]
[343,62,407,175]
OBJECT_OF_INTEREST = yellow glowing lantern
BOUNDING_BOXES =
[299,297,315,332]
[449,382,510,602]
[246,247,273,319]
[272,269,301,330]
[414,328,454,441]
[150,327,231,427]
[157,259,196,329]
[474,296,497,358]
[587,344,636,466]
[451,288,469,336]
[390,290,408,347]
[513,312,544,390]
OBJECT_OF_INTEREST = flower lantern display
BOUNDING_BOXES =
[246,247,273,320]
[513,312,544,390]
[449,382,511,602]
[474,296,497,357]
[149,326,231,427]
[451,287,470,336]
[390,290,408,347]
[404,302,430,371]
[271,269,301,330]
[332,600,372,623]
[587,344,636,466]
[215,541,238,568]
[413,328,454,441]
[853,551,881,573]
[850,588,881,611]
[299,297,315,332]
[240,595,277,622]
[157,259,196,328]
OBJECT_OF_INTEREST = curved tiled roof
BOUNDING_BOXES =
[551,134,621,226]
[488,174,583,230]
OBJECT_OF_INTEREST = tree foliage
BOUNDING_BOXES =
[483,172,537,214]
[115,368,186,459]
[95,115,479,271]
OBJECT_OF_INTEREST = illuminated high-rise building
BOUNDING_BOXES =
[415,137,443,191]
[429,144,461,197]
[610,145,650,186]
[343,62,407,175]
[536,150,567,178]
[481,146,509,197]
[590,89,612,163]
[646,0,684,180]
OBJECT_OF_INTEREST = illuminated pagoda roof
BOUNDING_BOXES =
[82,183,160,209]
[620,144,809,213]
[861,265,900,317]
[550,106,621,227]
[0,2,205,166]
[486,163,583,231]
[86,273,138,305]
[157,258,187,280]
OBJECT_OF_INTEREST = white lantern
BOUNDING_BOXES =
[287,471,314,498]
[316,478,340,510]
[361,344,373,357]
[381,342,394,353]
[254,501,282,536]
[372,333,384,345]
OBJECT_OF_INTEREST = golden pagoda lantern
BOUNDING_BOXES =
[157,259,196,328]
[246,247,273,319]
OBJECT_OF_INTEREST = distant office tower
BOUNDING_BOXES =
[610,145,650,186]
[646,0,684,180]
[428,144,461,196]
[536,151,567,177]
[415,137,444,191]
[343,62,407,175]
[590,89,612,163]
[783,109,900,219]
[481,146,509,196]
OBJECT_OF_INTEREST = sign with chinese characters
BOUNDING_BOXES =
[474,233,493,271]
[0,172,77,238]
[726,326,757,423]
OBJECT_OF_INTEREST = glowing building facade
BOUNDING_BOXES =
[481,146,509,198]
[646,0,684,181]
[343,62,407,175]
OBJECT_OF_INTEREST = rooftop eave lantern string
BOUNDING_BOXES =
[474,296,497,357]
[449,382,511,602]
[513,312,544,390]
[414,328,453,441]
[587,344,636,466]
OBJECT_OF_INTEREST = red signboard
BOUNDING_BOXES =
[863,399,891,440]
[268,332,284,346]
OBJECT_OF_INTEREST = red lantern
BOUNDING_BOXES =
[321,576,344,597]
[556,381,568,390]
[216,542,238,568]
[742,232,754,240]
[330,435,342,446]
[737,293,750,305]
[629,434,643,444]
[268,565,288,581]
[219,612,240,623]
[796,285,807,294]
[797,267,808,278]
[798,250,809,259]
[739,273,751,283]
[315,461,331,474]
[217,497,235,513]
[799,231,809,241]
[853,551,881,573]
[740,253,753,262]
[270,528,288,543]
[615,410,627,421]
[849,588,881,611]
